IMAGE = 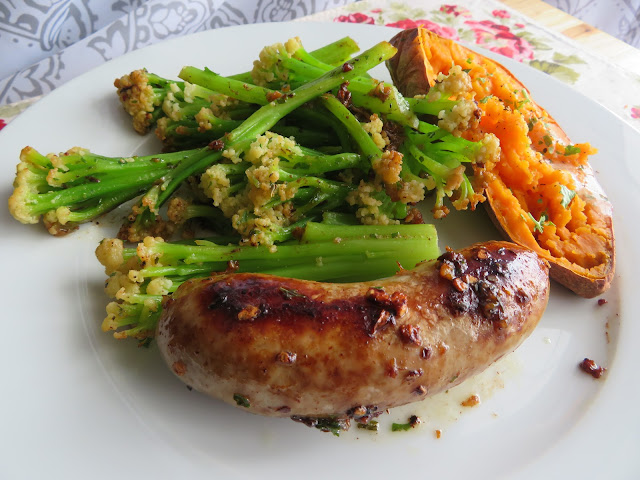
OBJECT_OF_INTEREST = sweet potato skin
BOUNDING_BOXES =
[388,27,614,297]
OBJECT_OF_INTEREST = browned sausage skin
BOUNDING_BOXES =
[156,241,549,425]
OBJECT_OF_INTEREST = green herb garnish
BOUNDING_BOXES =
[392,422,412,432]
[559,185,577,208]
[521,212,555,233]
[233,393,250,408]
[292,417,349,436]
[564,144,581,156]
[391,415,420,432]
[357,421,379,432]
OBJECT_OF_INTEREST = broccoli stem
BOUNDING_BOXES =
[136,227,434,268]
[259,48,417,127]
[300,222,437,243]
[320,94,382,160]
[407,97,458,116]
[99,221,439,341]
[304,36,360,66]
[279,151,367,176]
[179,67,277,105]
[228,36,360,83]
[8,146,211,233]
[320,211,360,225]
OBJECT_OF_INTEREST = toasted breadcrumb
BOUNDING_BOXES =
[362,114,389,150]
[372,150,403,186]
[347,180,399,225]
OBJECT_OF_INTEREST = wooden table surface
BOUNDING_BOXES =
[500,0,640,76]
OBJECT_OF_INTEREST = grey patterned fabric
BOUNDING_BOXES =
[545,0,640,47]
[0,0,354,105]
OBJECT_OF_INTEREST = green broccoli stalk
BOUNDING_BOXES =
[116,36,360,136]
[320,93,383,160]
[400,121,489,218]
[406,96,458,116]
[225,36,361,84]
[8,146,213,235]
[118,40,399,242]
[249,38,417,127]
[96,222,439,342]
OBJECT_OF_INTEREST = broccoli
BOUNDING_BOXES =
[115,36,360,138]
[245,38,417,128]
[9,35,496,241]
[96,221,439,342]
[7,146,214,235]
[117,40,401,242]
[406,65,481,136]
[114,69,174,134]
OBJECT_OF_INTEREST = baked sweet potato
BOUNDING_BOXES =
[387,27,614,298]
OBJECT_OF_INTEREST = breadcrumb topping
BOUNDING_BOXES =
[362,114,390,150]
[252,37,303,86]
[347,180,399,225]
[427,65,480,136]
[114,69,159,134]
[372,150,403,186]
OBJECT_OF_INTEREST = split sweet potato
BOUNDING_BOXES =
[387,27,614,297]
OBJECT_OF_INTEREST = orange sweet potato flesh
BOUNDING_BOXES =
[388,28,614,297]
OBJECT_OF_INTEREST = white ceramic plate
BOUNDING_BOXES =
[1,22,639,479]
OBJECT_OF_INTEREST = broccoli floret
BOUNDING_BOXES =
[406,65,481,135]
[7,146,213,235]
[116,40,400,242]
[114,69,177,134]
[401,122,494,218]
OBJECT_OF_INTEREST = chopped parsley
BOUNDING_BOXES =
[392,415,421,432]
[521,212,555,233]
[527,117,538,131]
[462,68,471,74]
[357,421,379,432]
[559,185,577,208]
[515,95,530,110]
[392,422,412,432]
[564,144,581,156]
[543,135,553,147]
[316,418,346,436]
[479,95,493,104]
[291,415,350,436]
[233,393,250,408]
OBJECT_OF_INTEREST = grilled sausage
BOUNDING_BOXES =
[156,241,549,424]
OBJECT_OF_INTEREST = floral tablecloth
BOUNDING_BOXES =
[302,0,640,130]
[1,0,639,132]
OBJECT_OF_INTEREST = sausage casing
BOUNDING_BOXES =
[156,241,549,422]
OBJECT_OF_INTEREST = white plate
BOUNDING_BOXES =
[1,22,639,480]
